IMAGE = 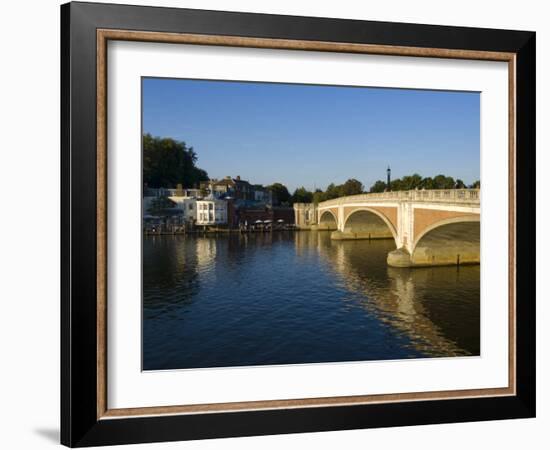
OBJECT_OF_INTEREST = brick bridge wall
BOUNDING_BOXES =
[413,208,480,244]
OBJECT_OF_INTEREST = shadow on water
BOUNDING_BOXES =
[143,232,479,370]
[314,232,479,356]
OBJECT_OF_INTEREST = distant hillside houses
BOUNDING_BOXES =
[198,175,272,203]
[143,175,288,232]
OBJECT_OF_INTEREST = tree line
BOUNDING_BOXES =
[266,179,364,206]
[277,175,480,206]
[369,174,480,193]
[143,134,209,189]
[142,135,480,205]
[296,179,364,204]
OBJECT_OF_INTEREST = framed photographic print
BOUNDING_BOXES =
[61,1,536,447]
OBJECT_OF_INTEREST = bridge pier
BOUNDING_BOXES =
[387,246,480,267]
[387,248,413,267]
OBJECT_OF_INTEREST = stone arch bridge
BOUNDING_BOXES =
[294,189,480,267]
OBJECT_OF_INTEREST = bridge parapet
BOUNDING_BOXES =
[317,189,479,208]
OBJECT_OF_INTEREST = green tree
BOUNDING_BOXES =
[369,180,387,193]
[470,180,481,189]
[390,178,404,191]
[324,183,342,200]
[267,183,291,205]
[309,179,364,202]
[420,177,435,190]
[291,186,313,204]
[400,173,423,190]
[312,189,326,204]
[340,178,364,196]
[432,174,455,189]
[143,134,209,188]
[369,174,474,192]
[455,179,466,189]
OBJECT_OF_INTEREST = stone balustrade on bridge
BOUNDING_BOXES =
[293,189,480,268]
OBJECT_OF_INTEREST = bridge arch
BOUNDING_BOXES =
[318,210,338,230]
[411,215,480,266]
[340,207,398,244]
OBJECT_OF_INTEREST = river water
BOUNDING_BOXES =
[143,232,480,370]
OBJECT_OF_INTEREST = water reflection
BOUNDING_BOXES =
[313,232,479,356]
[143,232,479,370]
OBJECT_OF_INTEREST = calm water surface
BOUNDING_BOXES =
[143,232,479,370]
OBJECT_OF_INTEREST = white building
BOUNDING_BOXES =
[196,196,227,225]
[168,196,197,222]
[143,189,197,222]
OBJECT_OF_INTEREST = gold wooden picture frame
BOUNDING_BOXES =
[96,29,517,419]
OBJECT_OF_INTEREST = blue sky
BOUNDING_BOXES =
[142,78,480,192]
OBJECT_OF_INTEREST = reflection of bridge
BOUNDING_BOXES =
[294,189,480,267]
[303,231,480,356]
